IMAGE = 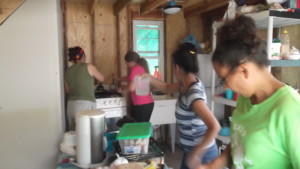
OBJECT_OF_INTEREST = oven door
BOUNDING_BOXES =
[101,107,126,132]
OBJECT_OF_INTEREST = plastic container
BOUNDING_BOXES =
[271,38,281,60]
[225,89,234,100]
[114,137,164,162]
[280,30,290,59]
[134,75,150,96]
[219,126,230,136]
[117,122,152,154]
[105,132,118,152]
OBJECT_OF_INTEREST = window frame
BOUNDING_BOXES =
[132,20,164,80]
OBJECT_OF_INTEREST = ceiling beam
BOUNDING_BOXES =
[184,0,228,18]
[140,0,168,16]
[113,0,133,15]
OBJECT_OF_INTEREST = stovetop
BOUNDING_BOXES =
[94,90,122,99]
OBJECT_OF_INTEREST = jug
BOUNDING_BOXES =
[134,75,150,96]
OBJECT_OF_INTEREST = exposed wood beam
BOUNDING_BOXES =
[90,0,98,14]
[113,0,132,15]
[140,0,168,16]
[184,0,228,18]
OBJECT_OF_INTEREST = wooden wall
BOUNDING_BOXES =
[65,0,92,64]
[64,0,121,84]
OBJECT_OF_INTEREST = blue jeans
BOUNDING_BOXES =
[180,143,218,169]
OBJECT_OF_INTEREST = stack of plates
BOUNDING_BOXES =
[60,131,77,156]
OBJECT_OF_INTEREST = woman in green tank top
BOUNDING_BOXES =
[64,46,104,131]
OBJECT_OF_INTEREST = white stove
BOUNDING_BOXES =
[96,97,126,109]
[96,96,126,131]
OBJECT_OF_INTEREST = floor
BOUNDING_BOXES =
[157,139,184,169]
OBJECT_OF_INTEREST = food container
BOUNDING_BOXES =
[114,137,165,162]
[288,54,300,60]
[117,122,152,154]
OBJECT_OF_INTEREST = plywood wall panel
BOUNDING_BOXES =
[186,15,203,43]
[94,2,117,84]
[165,11,186,83]
[65,0,92,63]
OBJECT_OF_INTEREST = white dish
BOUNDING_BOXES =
[288,54,300,60]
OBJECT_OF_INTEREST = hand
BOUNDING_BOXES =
[116,87,122,93]
[112,73,118,81]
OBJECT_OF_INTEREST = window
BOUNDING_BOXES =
[133,20,164,80]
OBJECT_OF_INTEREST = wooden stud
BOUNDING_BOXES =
[90,0,98,14]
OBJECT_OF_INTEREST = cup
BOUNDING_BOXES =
[225,89,234,100]
[134,75,150,96]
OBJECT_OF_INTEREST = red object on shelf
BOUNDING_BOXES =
[233,93,239,101]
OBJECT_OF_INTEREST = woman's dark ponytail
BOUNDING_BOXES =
[137,58,150,74]
[172,42,199,74]
[125,51,150,73]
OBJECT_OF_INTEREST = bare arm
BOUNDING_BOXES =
[187,100,221,168]
[116,76,128,82]
[64,80,69,95]
[87,63,104,84]
[196,145,231,169]
[149,75,180,93]
[192,100,220,154]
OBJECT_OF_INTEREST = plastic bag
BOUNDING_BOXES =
[180,34,201,53]
[223,0,237,20]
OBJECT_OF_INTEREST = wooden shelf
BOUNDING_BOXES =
[212,96,237,107]
[270,60,300,67]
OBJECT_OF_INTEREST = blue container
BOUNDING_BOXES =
[219,126,230,136]
[225,89,234,100]
[105,132,118,152]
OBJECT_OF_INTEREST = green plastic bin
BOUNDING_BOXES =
[117,122,152,154]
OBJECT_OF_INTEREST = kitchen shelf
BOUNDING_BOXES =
[212,96,237,107]
[269,59,300,67]
[246,10,300,29]
[217,135,231,145]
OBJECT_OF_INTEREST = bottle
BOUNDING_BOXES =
[280,30,290,60]
[153,66,161,80]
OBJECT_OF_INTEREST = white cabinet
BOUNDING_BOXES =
[150,95,177,153]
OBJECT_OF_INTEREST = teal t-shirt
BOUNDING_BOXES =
[231,85,300,169]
